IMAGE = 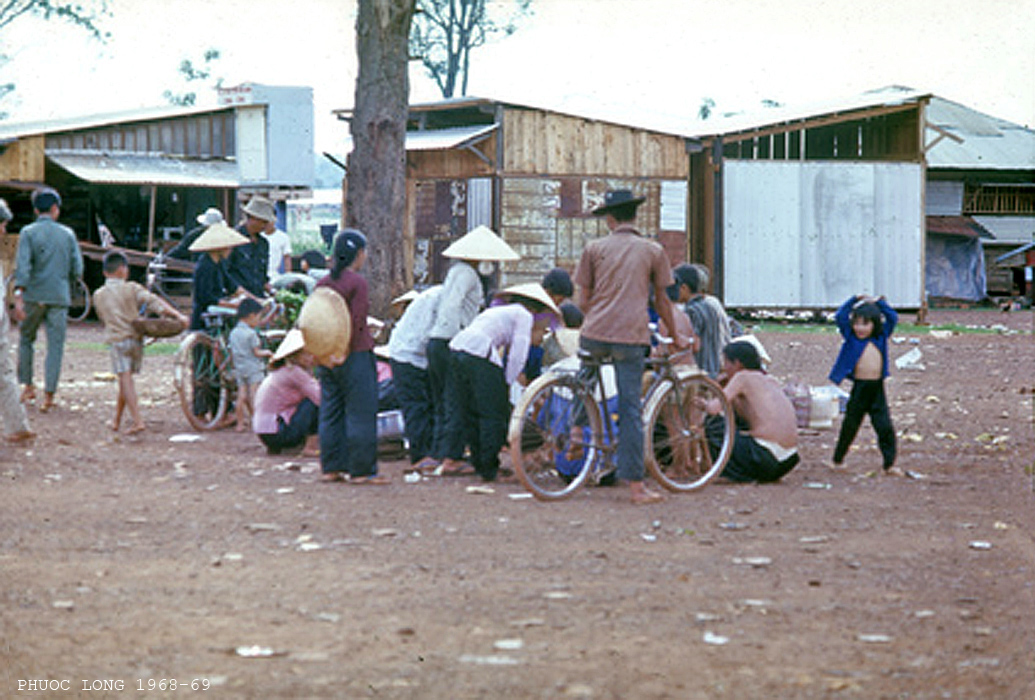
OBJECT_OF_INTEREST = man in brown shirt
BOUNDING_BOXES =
[575,189,689,505]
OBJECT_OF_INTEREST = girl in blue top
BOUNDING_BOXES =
[829,295,900,474]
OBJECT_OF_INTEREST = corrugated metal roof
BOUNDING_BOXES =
[973,215,1035,244]
[48,151,238,187]
[0,104,233,141]
[927,216,993,239]
[405,124,497,151]
[926,97,1035,170]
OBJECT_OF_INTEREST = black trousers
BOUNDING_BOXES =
[390,359,435,464]
[443,351,510,481]
[706,415,800,483]
[258,398,319,453]
[426,337,452,459]
[833,378,897,468]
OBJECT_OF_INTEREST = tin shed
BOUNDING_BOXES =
[684,88,930,309]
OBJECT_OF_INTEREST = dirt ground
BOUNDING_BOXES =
[2,308,1033,699]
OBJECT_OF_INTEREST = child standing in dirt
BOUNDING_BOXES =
[93,250,188,434]
[829,294,901,475]
[229,298,272,432]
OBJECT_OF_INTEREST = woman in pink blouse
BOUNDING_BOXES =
[252,329,321,456]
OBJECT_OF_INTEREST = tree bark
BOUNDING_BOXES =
[348,0,416,317]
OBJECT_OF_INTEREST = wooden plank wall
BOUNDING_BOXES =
[502,109,688,178]
[0,136,45,182]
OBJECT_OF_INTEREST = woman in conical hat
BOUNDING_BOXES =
[312,229,387,484]
[252,329,321,457]
[188,223,250,331]
[438,282,557,481]
[425,225,521,467]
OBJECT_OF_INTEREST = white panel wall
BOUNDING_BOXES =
[926,180,964,215]
[467,177,493,229]
[236,106,268,183]
[724,161,923,308]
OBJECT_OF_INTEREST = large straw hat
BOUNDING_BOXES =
[188,223,250,252]
[271,328,306,363]
[498,282,561,317]
[242,195,276,222]
[441,225,520,261]
[297,287,352,367]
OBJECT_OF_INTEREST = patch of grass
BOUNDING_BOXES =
[69,341,181,356]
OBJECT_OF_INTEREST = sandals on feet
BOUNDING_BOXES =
[349,474,391,485]
[319,472,347,483]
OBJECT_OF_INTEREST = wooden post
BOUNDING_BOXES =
[147,185,157,252]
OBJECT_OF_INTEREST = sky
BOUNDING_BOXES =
[1,0,1033,154]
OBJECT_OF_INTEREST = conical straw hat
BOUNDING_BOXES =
[188,223,250,252]
[441,225,520,261]
[498,282,561,317]
[298,287,352,367]
[271,328,306,363]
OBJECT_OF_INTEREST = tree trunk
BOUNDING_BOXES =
[348,0,416,317]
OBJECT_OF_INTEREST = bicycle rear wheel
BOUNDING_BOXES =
[644,375,734,492]
[68,278,91,322]
[174,332,232,430]
[509,372,602,501]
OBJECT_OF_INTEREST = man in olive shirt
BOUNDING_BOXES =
[575,189,689,505]
[11,188,84,412]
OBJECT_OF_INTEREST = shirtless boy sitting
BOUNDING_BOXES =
[704,340,800,483]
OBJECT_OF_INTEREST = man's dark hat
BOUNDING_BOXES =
[592,189,646,217]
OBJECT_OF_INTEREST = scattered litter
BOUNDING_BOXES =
[969,541,992,550]
[702,631,729,645]
[924,395,941,403]
[290,651,331,662]
[466,485,495,495]
[222,553,244,562]
[44,474,62,481]
[914,610,936,619]
[993,522,1010,530]
[695,612,721,622]
[509,618,545,628]
[928,329,954,339]
[733,556,772,568]
[275,487,295,495]
[934,432,958,440]
[92,371,117,382]
[973,627,993,637]
[459,654,520,666]
[234,645,286,658]
[857,634,893,644]
[799,535,830,544]
[273,462,301,472]
[372,528,399,538]
[508,493,534,500]
[297,542,322,552]
[245,523,281,532]
[895,348,924,370]
[404,472,422,484]
[803,482,832,490]
[904,470,927,480]
[169,434,203,443]
[52,600,75,610]
[640,533,657,543]
[493,639,524,651]
[719,522,749,531]
[740,599,771,608]
[543,591,573,600]
[125,517,149,525]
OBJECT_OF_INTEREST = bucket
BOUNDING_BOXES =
[807,385,844,429]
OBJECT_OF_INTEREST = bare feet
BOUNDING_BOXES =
[884,466,906,477]
[40,393,56,413]
[20,386,36,404]
[319,472,346,483]
[629,480,665,505]
[437,459,476,477]
[110,421,120,432]
[126,423,146,435]
[4,430,36,444]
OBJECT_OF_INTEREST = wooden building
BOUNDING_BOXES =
[336,97,691,286]
[0,83,314,288]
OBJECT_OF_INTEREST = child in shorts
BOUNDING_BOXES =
[229,298,272,432]
[828,294,900,475]
[92,250,188,434]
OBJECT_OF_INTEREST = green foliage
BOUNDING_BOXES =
[410,0,532,98]
[0,0,110,40]
[275,289,308,327]
[163,47,223,107]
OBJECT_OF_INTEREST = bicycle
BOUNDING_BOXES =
[145,250,195,313]
[172,299,285,431]
[508,338,735,501]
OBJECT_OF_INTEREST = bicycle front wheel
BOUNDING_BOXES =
[174,332,232,431]
[509,372,602,501]
[644,375,734,492]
